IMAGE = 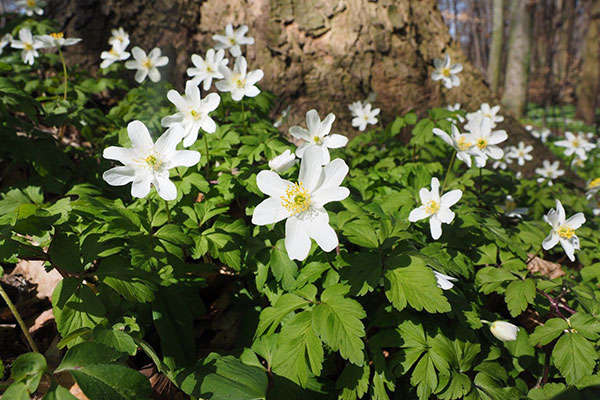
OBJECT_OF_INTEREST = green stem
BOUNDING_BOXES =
[0,284,39,352]
[57,46,68,100]
[203,134,211,180]
[478,167,483,196]
[164,200,171,224]
[440,151,456,194]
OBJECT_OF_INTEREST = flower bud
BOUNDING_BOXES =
[269,149,296,173]
[490,321,519,341]
[432,271,458,290]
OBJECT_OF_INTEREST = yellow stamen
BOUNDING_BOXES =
[144,154,162,170]
[49,32,64,39]
[425,200,440,215]
[229,38,237,45]
[572,139,580,148]
[313,136,322,144]
[190,109,201,120]
[457,136,471,151]
[476,138,488,150]
[557,225,575,239]
[281,182,311,215]
[24,42,33,51]
[26,0,36,6]
[109,48,117,56]
[442,67,451,77]
[232,74,245,88]
[587,178,600,189]
[142,58,153,69]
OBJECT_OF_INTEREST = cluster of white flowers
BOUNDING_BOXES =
[347,99,380,131]
[526,125,551,143]
[16,0,46,16]
[431,54,462,89]
[100,28,131,69]
[8,28,81,65]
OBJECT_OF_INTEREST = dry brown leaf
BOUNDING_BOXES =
[527,255,565,279]
[11,259,62,300]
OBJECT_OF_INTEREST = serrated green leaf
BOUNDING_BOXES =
[312,284,366,365]
[256,289,313,336]
[336,363,370,400]
[505,279,535,317]
[475,266,517,294]
[270,239,298,290]
[552,333,597,385]
[42,384,79,400]
[154,224,193,246]
[529,318,568,346]
[92,327,137,356]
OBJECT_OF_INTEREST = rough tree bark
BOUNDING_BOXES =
[46,0,577,181]
[487,0,504,94]
[575,0,600,125]
[501,0,533,118]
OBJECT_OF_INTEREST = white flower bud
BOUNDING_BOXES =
[490,321,519,341]
[432,271,458,290]
[268,149,296,173]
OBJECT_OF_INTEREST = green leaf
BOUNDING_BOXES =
[312,284,366,365]
[272,310,324,387]
[56,342,151,400]
[48,232,83,274]
[155,224,193,246]
[2,382,30,400]
[256,287,314,336]
[504,279,535,317]
[552,333,597,384]
[342,219,379,248]
[92,327,137,356]
[384,255,451,313]
[570,312,600,340]
[42,384,79,400]
[10,352,47,393]
[179,354,267,400]
[336,363,370,400]
[475,266,517,294]
[52,280,106,346]
[527,383,567,400]
[270,239,298,290]
[529,318,568,346]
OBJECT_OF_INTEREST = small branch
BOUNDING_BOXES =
[0,283,39,353]
[536,288,575,318]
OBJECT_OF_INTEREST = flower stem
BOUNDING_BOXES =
[203,134,211,180]
[0,283,39,353]
[57,46,69,139]
[440,151,456,194]
[164,200,171,224]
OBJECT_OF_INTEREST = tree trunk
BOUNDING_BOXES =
[501,0,533,118]
[46,0,579,183]
[575,0,600,125]
[487,0,504,94]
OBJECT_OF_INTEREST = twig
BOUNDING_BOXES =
[0,283,39,352]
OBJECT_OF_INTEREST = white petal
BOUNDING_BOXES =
[103,166,136,186]
[154,174,177,201]
[155,126,184,154]
[252,197,291,225]
[320,159,349,189]
[320,113,335,136]
[131,175,152,198]
[408,206,429,222]
[171,150,201,167]
[289,126,311,142]
[559,238,575,261]
[285,217,311,261]
[436,207,455,224]
[542,232,559,250]
[148,68,161,82]
[167,90,189,111]
[565,213,585,230]
[298,146,323,192]
[103,146,135,163]
[304,211,338,252]
[430,177,440,201]
[429,217,443,240]
[555,200,566,223]
[134,69,148,83]
[128,121,154,151]
[312,187,350,207]
[323,134,348,149]
[256,170,288,197]
[440,189,462,208]
[305,110,321,132]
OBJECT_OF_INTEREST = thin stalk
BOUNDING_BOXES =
[57,46,68,139]
[164,200,171,224]
[0,284,39,352]
[440,151,456,194]
[526,246,543,264]
[203,134,211,180]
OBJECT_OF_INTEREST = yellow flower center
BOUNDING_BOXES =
[229,37,237,45]
[557,225,575,239]
[206,66,213,73]
[425,200,440,215]
[49,32,64,39]
[109,48,117,56]
[142,58,153,69]
[505,200,516,212]
[190,109,201,120]
[144,154,162,170]
[313,136,322,144]
[572,139,580,148]
[281,182,311,215]
[442,67,451,77]
[588,178,600,189]
[476,138,488,150]
[457,136,471,151]
[26,0,36,6]
[232,74,246,88]
[24,42,33,51]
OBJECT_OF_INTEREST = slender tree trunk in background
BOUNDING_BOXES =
[502,0,534,118]
[45,0,577,181]
[487,0,504,93]
[575,0,600,125]
[556,0,574,87]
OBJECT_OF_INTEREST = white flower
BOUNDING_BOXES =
[212,23,254,57]
[500,195,528,218]
[431,54,462,89]
[268,149,296,173]
[161,81,220,147]
[466,117,508,168]
[491,151,513,170]
[433,125,477,168]
[535,160,564,186]
[589,197,600,216]
[490,321,519,341]
[508,141,533,166]
[187,48,229,91]
[216,56,263,101]
[585,178,600,200]
[351,103,380,131]
[125,47,169,83]
[571,157,585,170]
[36,32,81,48]
[100,38,131,68]
[446,103,465,123]
[108,27,129,46]
[542,199,585,262]
[433,271,458,290]
[0,33,12,55]
[408,177,462,240]
[554,131,595,160]
[530,127,551,143]
[16,0,45,16]
[102,121,200,201]
[289,109,348,165]
[252,146,350,261]
[10,28,43,65]
[466,103,504,129]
